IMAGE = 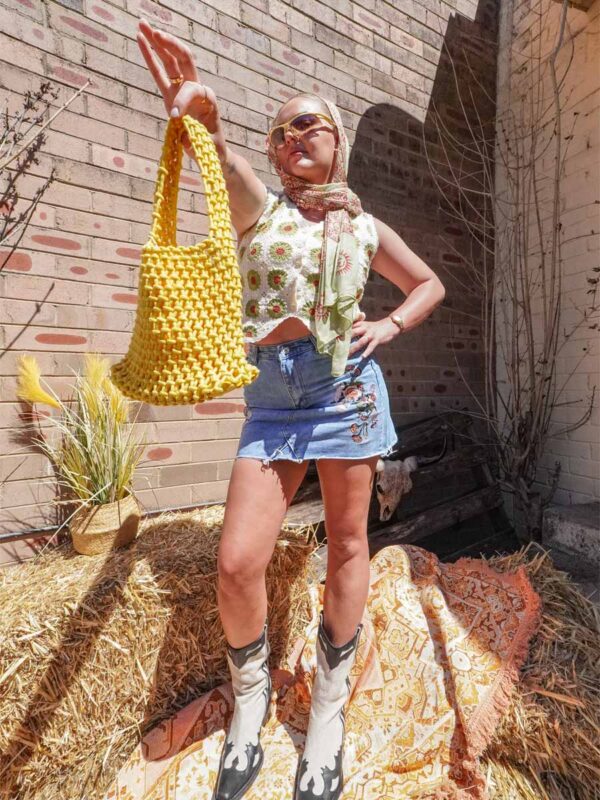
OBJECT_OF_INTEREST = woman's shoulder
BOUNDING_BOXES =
[237,186,286,246]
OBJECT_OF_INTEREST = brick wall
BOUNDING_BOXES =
[0,0,498,560]
[496,0,600,506]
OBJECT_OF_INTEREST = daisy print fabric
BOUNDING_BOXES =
[236,187,378,342]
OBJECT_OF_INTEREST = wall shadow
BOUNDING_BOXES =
[345,2,498,420]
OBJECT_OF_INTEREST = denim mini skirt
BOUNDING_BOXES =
[236,332,398,465]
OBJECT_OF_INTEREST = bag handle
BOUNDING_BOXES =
[148,115,231,247]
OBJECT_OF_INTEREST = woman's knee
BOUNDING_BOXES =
[327,528,368,563]
[217,549,265,591]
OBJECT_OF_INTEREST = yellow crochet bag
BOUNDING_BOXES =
[110,115,259,406]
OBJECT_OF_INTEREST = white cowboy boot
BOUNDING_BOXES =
[293,611,363,800]
[212,620,272,800]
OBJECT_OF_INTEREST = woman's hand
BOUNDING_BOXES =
[349,311,400,359]
[136,18,226,155]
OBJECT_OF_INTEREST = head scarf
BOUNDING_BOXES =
[266,95,364,377]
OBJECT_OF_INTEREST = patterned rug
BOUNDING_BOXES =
[102,544,542,800]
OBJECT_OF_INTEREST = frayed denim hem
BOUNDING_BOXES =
[235,441,398,467]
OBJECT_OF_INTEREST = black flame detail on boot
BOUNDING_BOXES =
[293,611,363,800]
[212,621,272,800]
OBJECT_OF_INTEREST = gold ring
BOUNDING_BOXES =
[170,74,184,86]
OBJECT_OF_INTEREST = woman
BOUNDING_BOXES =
[137,19,445,800]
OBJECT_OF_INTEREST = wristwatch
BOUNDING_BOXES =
[389,313,405,333]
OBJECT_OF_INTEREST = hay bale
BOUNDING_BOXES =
[0,505,320,800]
[484,759,554,800]
[1,512,598,800]
[485,545,600,800]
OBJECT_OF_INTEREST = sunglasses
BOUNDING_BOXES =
[267,111,336,149]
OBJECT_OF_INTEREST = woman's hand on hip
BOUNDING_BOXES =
[349,311,400,358]
[136,18,226,153]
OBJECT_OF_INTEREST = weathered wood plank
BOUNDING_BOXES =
[368,485,502,552]
[389,411,474,455]
[283,497,325,527]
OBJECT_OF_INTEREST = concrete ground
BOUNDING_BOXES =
[542,501,599,609]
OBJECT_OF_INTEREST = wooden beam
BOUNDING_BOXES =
[368,484,502,552]
[283,497,325,527]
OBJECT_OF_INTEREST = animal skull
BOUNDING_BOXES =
[373,438,448,521]
[374,457,418,521]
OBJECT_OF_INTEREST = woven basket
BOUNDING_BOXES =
[69,491,141,556]
[109,114,259,406]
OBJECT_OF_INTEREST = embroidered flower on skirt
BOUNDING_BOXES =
[334,364,380,444]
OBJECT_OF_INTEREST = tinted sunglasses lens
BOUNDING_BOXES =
[292,113,320,131]
[270,114,323,147]
[271,126,285,147]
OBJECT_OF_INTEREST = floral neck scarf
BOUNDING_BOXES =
[266,96,364,377]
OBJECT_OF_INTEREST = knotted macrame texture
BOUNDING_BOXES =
[110,115,258,406]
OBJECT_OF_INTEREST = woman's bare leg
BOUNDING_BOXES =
[315,455,379,644]
[292,456,377,800]
[218,456,310,647]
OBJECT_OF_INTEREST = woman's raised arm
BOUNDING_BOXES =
[137,19,267,237]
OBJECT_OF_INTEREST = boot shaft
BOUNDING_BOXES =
[312,612,363,706]
[226,622,271,696]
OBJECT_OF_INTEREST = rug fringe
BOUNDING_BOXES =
[414,774,486,800]
[456,560,544,761]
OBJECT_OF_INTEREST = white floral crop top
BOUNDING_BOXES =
[236,186,379,342]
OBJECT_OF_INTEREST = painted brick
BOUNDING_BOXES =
[3,299,57,327]
[0,33,45,73]
[50,110,127,149]
[191,440,241,461]
[1,272,90,305]
[46,6,125,57]
[190,479,229,503]
[269,0,315,35]
[270,39,316,77]
[1,0,594,553]
[84,43,154,92]
[135,483,193,509]
[314,22,356,59]
[0,65,44,109]
[353,5,390,37]
[218,54,271,93]
[290,28,334,66]
[313,60,355,94]
[86,95,161,137]
[2,0,45,23]
[125,0,191,36]
[240,3,290,43]
[0,7,64,57]
[373,35,437,81]
[125,85,167,120]
[494,0,600,503]
[217,13,271,55]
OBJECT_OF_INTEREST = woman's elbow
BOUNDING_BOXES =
[438,280,446,302]
[432,277,446,309]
